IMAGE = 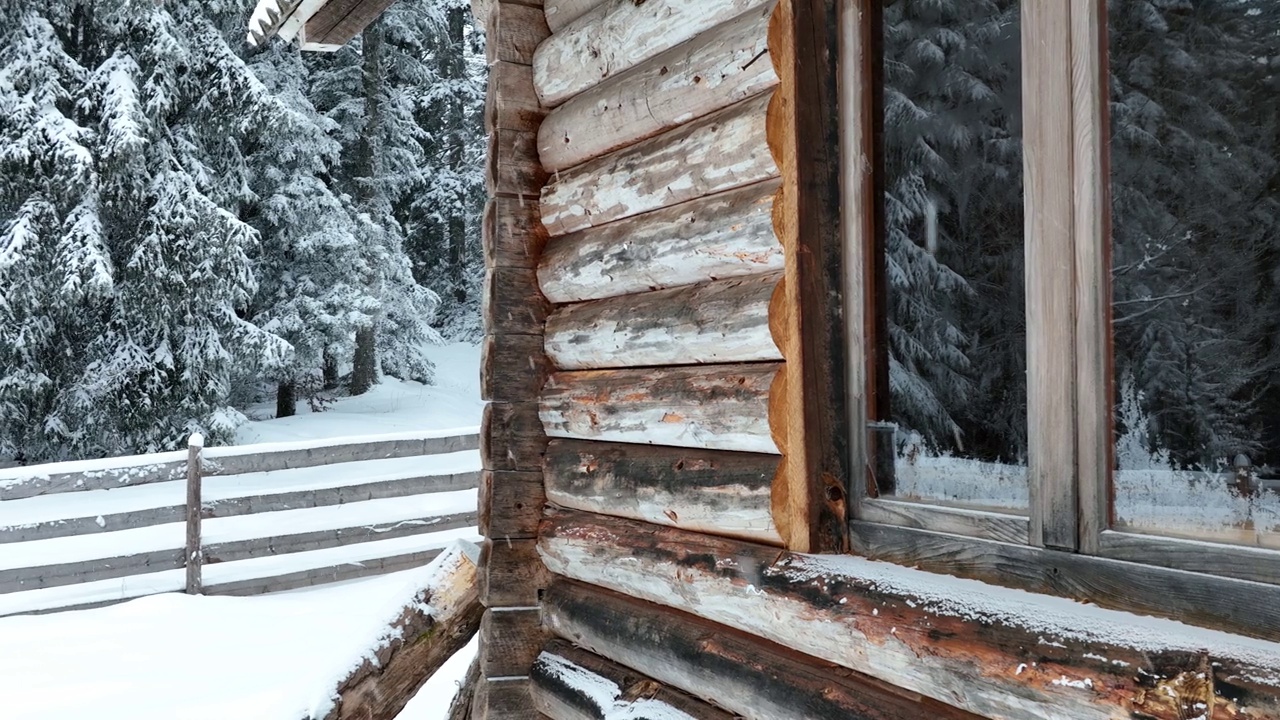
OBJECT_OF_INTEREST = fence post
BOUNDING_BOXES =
[185,433,204,595]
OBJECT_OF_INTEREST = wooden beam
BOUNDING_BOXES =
[304,0,399,48]
[486,2,550,66]
[544,439,781,544]
[765,0,848,553]
[543,580,981,720]
[544,273,782,370]
[482,402,547,473]
[531,639,736,720]
[857,497,1029,545]
[539,364,780,454]
[537,180,782,304]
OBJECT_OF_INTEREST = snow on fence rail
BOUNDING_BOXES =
[0,428,481,616]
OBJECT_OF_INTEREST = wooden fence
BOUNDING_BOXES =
[0,429,480,616]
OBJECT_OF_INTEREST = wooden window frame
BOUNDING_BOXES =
[837,0,1280,642]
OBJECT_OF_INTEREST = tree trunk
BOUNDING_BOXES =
[350,326,377,396]
[276,381,296,418]
[446,656,480,720]
[323,350,340,390]
[446,5,469,305]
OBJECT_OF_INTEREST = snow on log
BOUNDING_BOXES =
[544,440,780,544]
[532,0,773,107]
[541,581,981,720]
[544,272,782,370]
[537,180,782,304]
[531,639,736,720]
[540,93,776,237]
[538,510,1280,720]
[538,2,777,172]
[539,364,780,454]
[322,541,484,720]
[543,0,606,33]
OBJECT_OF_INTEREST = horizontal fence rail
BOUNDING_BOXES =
[0,428,481,617]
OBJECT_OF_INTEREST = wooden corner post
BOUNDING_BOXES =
[767,0,850,553]
[185,433,204,595]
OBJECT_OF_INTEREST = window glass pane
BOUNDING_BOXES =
[873,0,1026,511]
[1110,1,1280,545]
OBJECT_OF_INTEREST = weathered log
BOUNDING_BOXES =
[483,267,550,336]
[532,0,773,107]
[478,538,550,608]
[324,541,483,720]
[540,92,776,237]
[486,1,550,66]
[543,439,780,544]
[539,364,780,454]
[531,639,736,720]
[488,129,546,198]
[482,402,547,472]
[484,196,548,271]
[471,677,538,720]
[479,470,544,539]
[538,1,777,172]
[543,580,980,720]
[203,510,477,564]
[538,180,782,303]
[486,62,546,134]
[539,510,1280,720]
[446,656,480,720]
[481,333,550,403]
[544,273,781,371]
[543,0,604,32]
[479,607,545,678]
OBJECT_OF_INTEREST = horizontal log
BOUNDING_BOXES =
[543,580,979,720]
[539,364,780,454]
[0,549,182,595]
[487,61,546,134]
[483,267,550,336]
[532,0,773,107]
[325,542,483,720]
[484,195,548,270]
[479,470,545,539]
[538,179,783,303]
[543,0,604,32]
[544,273,781,370]
[538,1,777,172]
[482,402,547,472]
[481,333,551,403]
[205,472,479,520]
[540,92,776,236]
[487,1,550,65]
[0,504,183,545]
[540,510,1280,720]
[203,511,476,564]
[204,545,449,597]
[488,128,547,198]
[206,432,478,476]
[543,439,780,544]
[479,538,550,608]
[531,639,736,720]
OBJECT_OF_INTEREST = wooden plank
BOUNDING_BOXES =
[488,128,548,199]
[472,677,539,720]
[305,0,398,47]
[480,470,545,539]
[538,2,777,172]
[1071,0,1111,554]
[479,538,550,607]
[1024,0,1078,550]
[204,546,448,597]
[206,432,479,476]
[544,580,980,720]
[540,510,1280,719]
[484,196,548,271]
[484,267,550,336]
[487,1,551,66]
[487,62,547,135]
[479,607,545,678]
[0,550,183,595]
[205,472,480,519]
[532,0,773,107]
[859,498,1029,545]
[531,639,736,720]
[185,438,202,594]
[326,543,483,720]
[538,180,782,304]
[202,511,476,564]
[1097,530,1280,586]
[544,272,782,370]
[765,0,848,553]
[539,364,780,454]
[0,504,184,544]
[543,0,604,32]
[0,458,187,501]
[481,334,551,403]
[482,402,547,472]
[543,439,781,544]
[540,93,777,237]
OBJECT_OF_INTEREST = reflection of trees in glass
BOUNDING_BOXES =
[883,0,1025,463]
[1110,0,1280,471]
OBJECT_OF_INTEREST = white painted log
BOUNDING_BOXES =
[538,179,782,303]
[538,2,777,172]
[543,0,604,32]
[539,364,780,454]
[545,272,781,370]
[533,0,773,107]
[540,92,776,237]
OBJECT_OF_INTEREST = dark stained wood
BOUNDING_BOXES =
[486,1,551,66]
[487,61,547,134]
[543,580,981,720]
[480,608,546,678]
[447,656,480,720]
[484,267,550,336]
[305,0,399,47]
[540,510,1280,719]
[482,402,547,472]
[540,364,780,454]
[480,470,545,539]
[484,196,548,270]
[481,333,551,403]
[488,129,548,199]
[531,639,736,720]
[543,439,781,544]
[479,538,550,608]
[471,677,540,720]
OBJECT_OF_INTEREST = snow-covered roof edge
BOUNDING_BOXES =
[246,0,329,48]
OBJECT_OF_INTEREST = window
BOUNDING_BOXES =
[840,0,1280,636]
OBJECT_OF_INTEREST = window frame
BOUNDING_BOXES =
[837,0,1280,641]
